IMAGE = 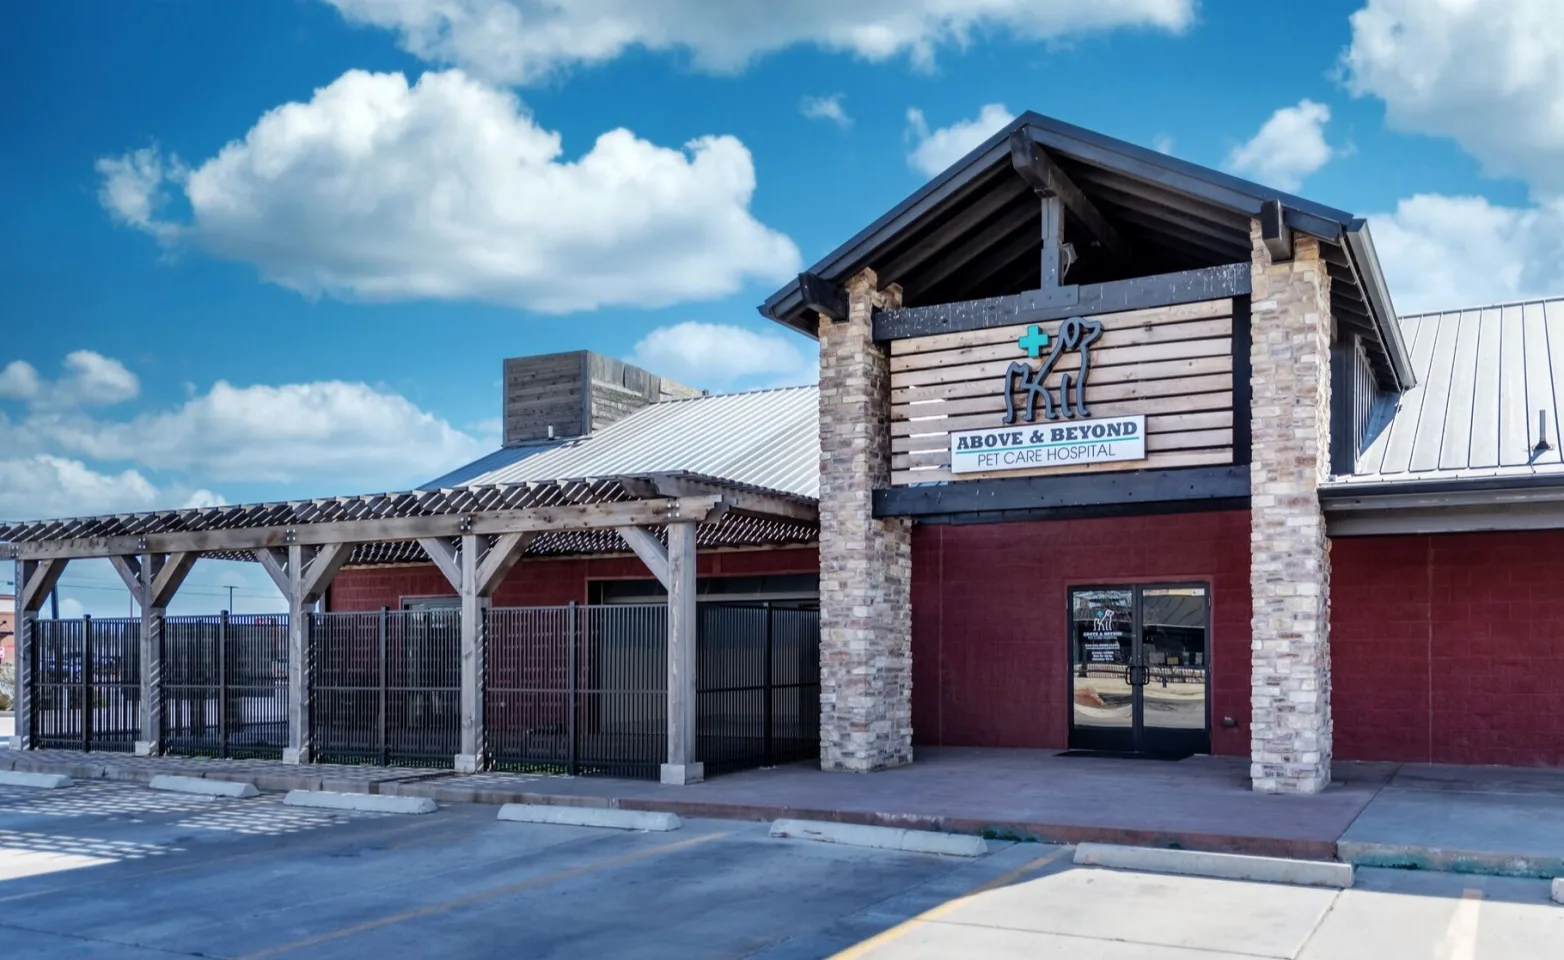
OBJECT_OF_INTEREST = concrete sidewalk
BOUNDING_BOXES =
[6,746,1564,876]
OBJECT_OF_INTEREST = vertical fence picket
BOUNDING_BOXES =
[81,615,92,753]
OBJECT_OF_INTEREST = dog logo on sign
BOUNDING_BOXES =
[1002,316,1105,424]
[1092,608,1116,634]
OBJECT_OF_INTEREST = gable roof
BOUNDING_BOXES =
[1333,296,1564,487]
[760,110,1412,391]
[427,384,820,499]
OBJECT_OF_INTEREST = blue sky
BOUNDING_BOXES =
[4,0,1562,614]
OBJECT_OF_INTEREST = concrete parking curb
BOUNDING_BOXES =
[1074,843,1354,888]
[149,775,259,799]
[0,770,73,789]
[770,819,989,857]
[497,803,680,831]
[284,790,437,815]
[1337,841,1564,880]
[1552,878,1563,905]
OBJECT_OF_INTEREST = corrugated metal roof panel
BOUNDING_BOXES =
[425,385,820,499]
[1339,297,1564,486]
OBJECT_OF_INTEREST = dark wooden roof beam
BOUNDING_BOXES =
[903,203,1038,302]
[878,177,1032,282]
[1261,199,1293,261]
[796,272,848,322]
[1008,130,1134,267]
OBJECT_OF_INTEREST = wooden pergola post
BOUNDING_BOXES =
[619,521,702,785]
[258,543,354,764]
[663,521,701,784]
[12,557,68,750]
[423,533,532,772]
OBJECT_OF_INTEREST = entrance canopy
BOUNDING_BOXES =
[761,110,1412,391]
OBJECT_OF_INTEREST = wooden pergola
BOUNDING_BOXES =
[0,471,818,784]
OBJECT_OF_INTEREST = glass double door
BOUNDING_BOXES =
[1069,584,1210,756]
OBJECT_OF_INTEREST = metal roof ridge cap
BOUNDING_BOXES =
[1397,291,1564,319]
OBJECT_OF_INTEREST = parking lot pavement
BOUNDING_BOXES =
[811,856,1564,960]
[0,781,1560,960]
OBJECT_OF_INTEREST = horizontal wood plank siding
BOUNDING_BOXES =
[889,297,1236,485]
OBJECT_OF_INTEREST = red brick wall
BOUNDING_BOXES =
[911,511,1252,755]
[329,546,820,611]
[1332,530,1564,767]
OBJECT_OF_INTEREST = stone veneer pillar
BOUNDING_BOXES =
[1248,222,1334,794]
[817,268,914,772]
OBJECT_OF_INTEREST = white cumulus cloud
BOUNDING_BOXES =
[326,0,1195,86]
[96,69,800,314]
[1370,194,1564,314]
[0,351,140,409]
[800,94,852,129]
[630,322,817,389]
[45,379,488,487]
[1342,0,1564,197]
[1225,99,1337,192]
[0,455,214,522]
[905,103,1016,178]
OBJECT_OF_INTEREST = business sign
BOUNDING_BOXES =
[949,415,1147,474]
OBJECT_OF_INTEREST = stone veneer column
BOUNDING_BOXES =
[1248,222,1334,794]
[817,268,913,772]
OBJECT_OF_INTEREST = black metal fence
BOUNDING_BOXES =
[25,603,821,778]
[162,614,289,759]
[31,617,142,752]
[310,609,462,766]
[486,602,820,780]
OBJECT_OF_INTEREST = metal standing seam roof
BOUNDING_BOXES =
[1335,296,1564,486]
[426,385,821,499]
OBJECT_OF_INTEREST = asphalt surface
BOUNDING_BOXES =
[0,779,1558,959]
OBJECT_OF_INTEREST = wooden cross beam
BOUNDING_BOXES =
[617,526,670,589]
[421,533,536,598]
[6,496,725,561]
[18,558,68,613]
[1009,131,1134,274]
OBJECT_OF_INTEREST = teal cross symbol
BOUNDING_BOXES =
[1017,324,1049,358]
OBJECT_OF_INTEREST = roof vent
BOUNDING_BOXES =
[1536,410,1552,454]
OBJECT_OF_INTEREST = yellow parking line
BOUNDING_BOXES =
[829,846,1071,960]
[235,831,728,960]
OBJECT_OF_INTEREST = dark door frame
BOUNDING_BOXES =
[1067,582,1212,756]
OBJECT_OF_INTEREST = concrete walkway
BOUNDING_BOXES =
[6,746,1564,876]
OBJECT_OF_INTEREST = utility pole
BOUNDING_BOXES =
[50,586,59,620]
[226,586,237,614]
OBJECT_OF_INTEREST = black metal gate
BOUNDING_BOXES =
[697,605,822,776]
[162,614,289,759]
[310,609,461,766]
[486,603,668,779]
[31,617,141,752]
[485,602,820,779]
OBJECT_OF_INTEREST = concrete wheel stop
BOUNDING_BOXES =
[283,790,437,815]
[0,770,73,789]
[149,775,259,799]
[769,819,989,857]
[497,804,680,832]
[1074,843,1353,889]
